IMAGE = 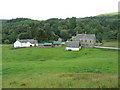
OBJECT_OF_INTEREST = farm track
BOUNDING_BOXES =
[94,46,120,50]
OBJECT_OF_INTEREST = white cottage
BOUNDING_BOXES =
[14,39,38,48]
[65,41,81,51]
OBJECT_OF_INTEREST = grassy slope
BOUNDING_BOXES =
[102,42,118,47]
[2,45,118,88]
[97,12,118,16]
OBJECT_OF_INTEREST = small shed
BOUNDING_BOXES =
[65,41,81,51]
[38,43,45,48]
[38,43,53,48]
[61,42,65,45]
[53,41,61,47]
[44,43,53,48]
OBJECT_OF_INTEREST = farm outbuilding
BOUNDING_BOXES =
[61,42,65,45]
[44,43,53,48]
[37,43,45,48]
[38,43,53,48]
[14,39,38,48]
[53,41,62,47]
[65,41,81,51]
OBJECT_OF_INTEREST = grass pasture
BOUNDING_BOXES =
[102,41,118,47]
[2,45,118,88]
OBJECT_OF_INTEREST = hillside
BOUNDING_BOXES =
[97,12,118,16]
[1,12,118,44]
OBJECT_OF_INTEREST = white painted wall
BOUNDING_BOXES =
[36,44,38,46]
[21,42,34,47]
[14,41,22,48]
[14,40,36,48]
[65,47,81,51]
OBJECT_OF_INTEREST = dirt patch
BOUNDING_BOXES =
[20,83,26,86]
[60,73,95,76]
[39,58,46,61]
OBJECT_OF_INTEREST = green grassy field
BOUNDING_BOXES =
[102,42,118,47]
[2,45,118,88]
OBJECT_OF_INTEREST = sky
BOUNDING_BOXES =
[0,0,119,20]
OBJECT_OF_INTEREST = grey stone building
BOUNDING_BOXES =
[72,34,96,47]
[65,41,81,51]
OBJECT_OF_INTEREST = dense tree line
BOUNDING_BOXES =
[1,14,118,44]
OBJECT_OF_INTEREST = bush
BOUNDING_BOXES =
[4,39,10,44]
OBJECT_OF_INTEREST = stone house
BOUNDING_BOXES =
[72,34,96,47]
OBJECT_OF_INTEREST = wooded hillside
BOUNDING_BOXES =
[1,12,118,44]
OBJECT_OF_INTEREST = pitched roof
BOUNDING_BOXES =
[38,43,44,46]
[74,34,96,40]
[53,41,61,44]
[18,39,38,44]
[65,41,80,48]
[44,43,52,45]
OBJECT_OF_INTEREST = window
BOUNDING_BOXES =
[90,40,91,43]
[85,40,87,42]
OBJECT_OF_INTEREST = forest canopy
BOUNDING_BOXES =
[1,12,118,44]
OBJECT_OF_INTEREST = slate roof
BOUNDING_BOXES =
[65,41,80,48]
[74,34,96,40]
[18,39,38,44]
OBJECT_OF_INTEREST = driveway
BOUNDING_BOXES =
[94,46,120,50]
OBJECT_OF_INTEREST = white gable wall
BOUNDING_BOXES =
[14,41,22,48]
[14,41,36,48]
